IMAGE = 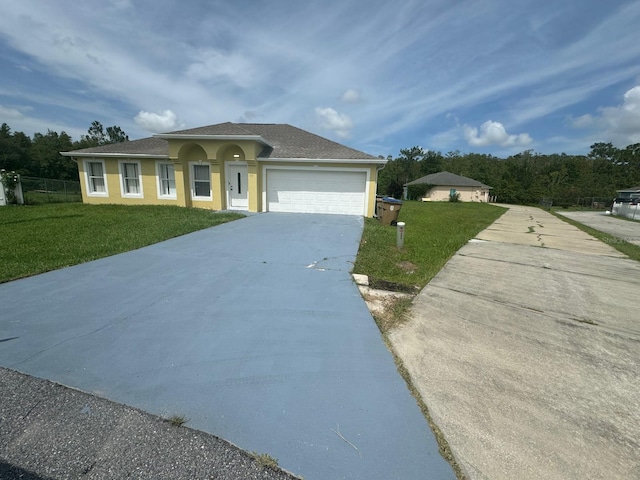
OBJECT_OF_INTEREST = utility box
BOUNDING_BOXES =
[378,197,403,226]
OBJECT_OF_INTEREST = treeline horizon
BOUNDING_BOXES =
[0,121,128,181]
[1,121,639,205]
[377,144,640,205]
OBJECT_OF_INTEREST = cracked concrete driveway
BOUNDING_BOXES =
[0,213,454,480]
[556,210,640,247]
[389,205,640,480]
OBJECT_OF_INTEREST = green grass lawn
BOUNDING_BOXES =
[353,201,507,289]
[23,190,82,204]
[0,203,244,283]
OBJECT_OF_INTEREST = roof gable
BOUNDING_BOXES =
[406,171,491,188]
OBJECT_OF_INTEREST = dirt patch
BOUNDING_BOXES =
[369,279,419,293]
[396,261,418,274]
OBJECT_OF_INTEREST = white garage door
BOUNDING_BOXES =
[266,169,367,215]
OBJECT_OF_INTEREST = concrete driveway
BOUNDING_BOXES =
[556,210,640,246]
[389,205,640,480]
[0,213,453,480]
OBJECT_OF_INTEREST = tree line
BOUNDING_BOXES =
[377,143,640,205]
[0,121,128,181]
[1,119,639,205]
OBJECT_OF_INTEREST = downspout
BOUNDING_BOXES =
[375,162,386,217]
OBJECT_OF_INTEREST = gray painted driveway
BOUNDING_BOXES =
[0,213,453,480]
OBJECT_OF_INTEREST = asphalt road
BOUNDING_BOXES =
[0,367,298,480]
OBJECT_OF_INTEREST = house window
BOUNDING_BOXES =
[119,161,143,197]
[156,162,176,199]
[84,160,108,196]
[191,163,211,199]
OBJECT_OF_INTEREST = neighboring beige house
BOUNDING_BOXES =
[61,122,386,217]
[405,171,491,202]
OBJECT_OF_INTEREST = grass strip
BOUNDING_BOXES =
[354,201,507,289]
[550,211,640,262]
[0,203,243,283]
[355,201,506,480]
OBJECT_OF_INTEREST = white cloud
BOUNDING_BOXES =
[236,111,260,123]
[571,85,640,145]
[341,89,362,104]
[0,1,639,153]
[134,110,183,133]
[0,105,25,120]
[569,114,595,128]
[185,48,256,88]
[315,107,353,138]
[464,120,533,147]
[599,85,640,134]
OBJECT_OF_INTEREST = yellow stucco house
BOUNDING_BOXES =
[62,122,386,216]
[405,171,491,202]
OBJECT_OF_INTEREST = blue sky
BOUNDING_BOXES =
[1,0,639,158]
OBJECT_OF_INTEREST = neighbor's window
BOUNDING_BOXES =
[192,163,211,199]
[157,162,176,198]
[119,161,143,197]
[85,160,108,196]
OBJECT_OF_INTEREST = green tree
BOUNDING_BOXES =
[74,121,129,149]
[419,150,443,176]
[588,142,618,162]
[0,123,33,174]
[30,130,75,179]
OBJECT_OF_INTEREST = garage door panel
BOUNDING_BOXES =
[267,170,367,215]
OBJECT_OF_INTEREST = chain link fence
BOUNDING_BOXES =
[542,197,614,209]
[21,176,82,204]
[575,197,613,209]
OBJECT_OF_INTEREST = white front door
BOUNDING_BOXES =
[226,162,248,209]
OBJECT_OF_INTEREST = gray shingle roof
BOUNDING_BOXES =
[62,136,168,156]
[406,171,491,188]
[63,122,378,160]
[617,186,640,192]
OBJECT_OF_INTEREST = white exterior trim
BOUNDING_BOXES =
[259,157,386,165]
[155,161,177,200]
[83,159,109,197]
[154,133,272,147]
[189,161,212,201]
[262,165,371,216]
[118,160,144,198]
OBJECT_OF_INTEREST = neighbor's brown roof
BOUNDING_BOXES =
[63,122,379,160]
[406,171,491,188]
